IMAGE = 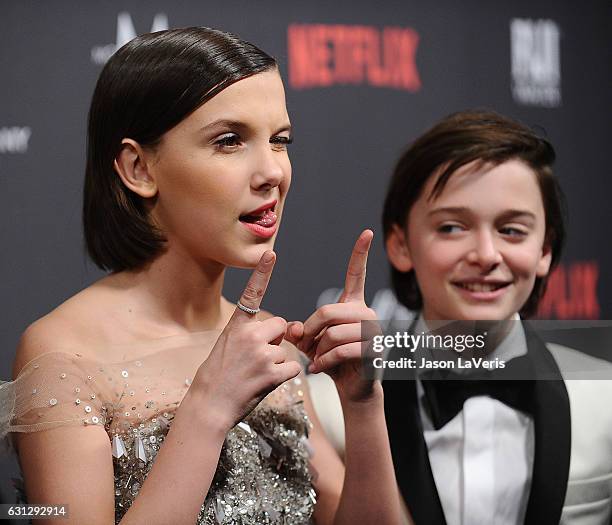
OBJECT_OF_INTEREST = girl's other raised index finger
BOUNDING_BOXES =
[341,230,374,303]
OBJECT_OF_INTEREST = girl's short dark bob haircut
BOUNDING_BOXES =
[382,110,567,319]
[83,27,277,272]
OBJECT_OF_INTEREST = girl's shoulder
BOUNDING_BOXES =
[13,278,131,379]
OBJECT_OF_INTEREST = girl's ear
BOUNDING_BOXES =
[113,139,158,198]
[386,224,413,272]
[536,241,553,277]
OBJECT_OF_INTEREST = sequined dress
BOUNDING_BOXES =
[0,331,315,524]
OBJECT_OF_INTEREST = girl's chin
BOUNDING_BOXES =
[231,244,276,269]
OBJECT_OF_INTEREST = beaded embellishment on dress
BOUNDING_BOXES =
[1,333,316,525]
[111,381,314,524]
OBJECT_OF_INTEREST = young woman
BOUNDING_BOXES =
[1,28,402,525]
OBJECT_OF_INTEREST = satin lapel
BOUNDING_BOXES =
[523,322,571,525]
[383,370,446,524]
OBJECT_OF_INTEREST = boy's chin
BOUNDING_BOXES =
[451,305,518,322]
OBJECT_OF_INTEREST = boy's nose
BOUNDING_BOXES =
[466,231,503,269]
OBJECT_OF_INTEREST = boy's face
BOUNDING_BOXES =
[387,159,552,321]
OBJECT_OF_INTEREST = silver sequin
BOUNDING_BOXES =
[112,435,127,459]
[112,401,312,525]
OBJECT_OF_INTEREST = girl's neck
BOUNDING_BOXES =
[106,247,235,335]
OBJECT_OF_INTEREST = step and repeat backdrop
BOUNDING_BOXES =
[0,0,610,499]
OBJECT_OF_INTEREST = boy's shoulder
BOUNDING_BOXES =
[546,342,612,379]
[546,342,612,424]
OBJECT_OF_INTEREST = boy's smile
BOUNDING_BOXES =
[388,159,552,321]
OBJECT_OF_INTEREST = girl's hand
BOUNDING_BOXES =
[287,230,382,403]
[191,251,302,431]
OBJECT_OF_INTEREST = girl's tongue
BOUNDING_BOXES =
[241,209,277,226]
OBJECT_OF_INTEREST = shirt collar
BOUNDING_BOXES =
[414,312,528,369]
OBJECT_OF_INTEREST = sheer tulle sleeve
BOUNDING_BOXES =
[0,352,114,438]
[0,336,318,523]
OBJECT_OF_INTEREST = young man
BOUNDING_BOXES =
[381,110,612,524]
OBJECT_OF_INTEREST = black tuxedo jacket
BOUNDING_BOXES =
[383,321,573,524]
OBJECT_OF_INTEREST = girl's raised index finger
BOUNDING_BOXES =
[341,229,374,303]
[231,251,276,323]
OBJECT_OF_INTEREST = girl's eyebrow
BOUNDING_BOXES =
[199,119,292,136]
[199,119,249,134]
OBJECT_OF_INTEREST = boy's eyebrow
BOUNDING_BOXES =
[496,209,537,222]
[427,206,471,217]
[428,207,537,221]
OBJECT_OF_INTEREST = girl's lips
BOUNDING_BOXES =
[452,281,511,301]
[241,221,277,239]
[241,199,277,217]
[240,209,278,239]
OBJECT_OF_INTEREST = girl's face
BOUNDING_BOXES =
[388,159,552,321]
[145,70,292,269]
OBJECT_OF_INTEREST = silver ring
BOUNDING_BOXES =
[237,301,260,315]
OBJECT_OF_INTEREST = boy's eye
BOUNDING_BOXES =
[270,135,293,151]
[214,133,241,149]
[438,224,464,234]
[500,227,527,237]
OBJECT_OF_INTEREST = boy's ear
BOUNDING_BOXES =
[113,139,158,198]
[536,242,553,277]
[386,224,413,272]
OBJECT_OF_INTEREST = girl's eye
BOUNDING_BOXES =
[214,133,241,149]
[270,135,293,151]
[438,224,464,234]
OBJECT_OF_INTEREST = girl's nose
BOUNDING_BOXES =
[251,146,285,191]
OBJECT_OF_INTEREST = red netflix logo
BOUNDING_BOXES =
[537,261,600,319]
[288,24,421,91]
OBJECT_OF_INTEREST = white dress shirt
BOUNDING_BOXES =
[415,316,535,525]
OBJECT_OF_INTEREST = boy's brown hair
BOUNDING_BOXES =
[382,110,566,318]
